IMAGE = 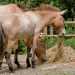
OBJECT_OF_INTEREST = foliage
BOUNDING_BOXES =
[64,38,75,49]
[0,0,60,8]
[18,39,27,54]
[65,23,75,34]
[59,0,75,20]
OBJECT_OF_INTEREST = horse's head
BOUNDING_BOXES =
[50,10,67,35]
[35,38,47,63]
[51,15,66,34]
[35,4,67,35]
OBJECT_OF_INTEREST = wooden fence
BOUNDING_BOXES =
[40,34,75,38]
[40,34,75,49]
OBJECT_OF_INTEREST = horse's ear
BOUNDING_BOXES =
[60,9,68,15]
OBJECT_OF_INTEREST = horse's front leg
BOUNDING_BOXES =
[5,51,14,72]
[0,52,4,69]
[31,34,40,68]
[26,47,31,68]
[14,48,21,68]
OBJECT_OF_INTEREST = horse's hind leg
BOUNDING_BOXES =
[5,51,14,72]
[14,48,21,68]
[30,34,40,68]
[0,53,4,69]
[26,47,31,68]
[31,48,35,68]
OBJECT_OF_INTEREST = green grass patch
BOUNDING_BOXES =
[64,38,75,49]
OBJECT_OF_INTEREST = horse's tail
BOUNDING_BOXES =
[0,23,6,50]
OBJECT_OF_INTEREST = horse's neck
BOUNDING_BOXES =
[36,11,54,25]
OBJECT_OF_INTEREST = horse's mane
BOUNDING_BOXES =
[17,4,61,12]
[32,4,60,12]
[17,4,30,11]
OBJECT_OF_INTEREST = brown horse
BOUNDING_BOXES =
[0,4,66,72]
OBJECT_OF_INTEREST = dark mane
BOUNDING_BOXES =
[32,4,60,12]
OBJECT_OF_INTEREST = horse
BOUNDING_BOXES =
[0,4,66,72]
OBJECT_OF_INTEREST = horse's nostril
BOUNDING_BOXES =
[42,56,48,62]
[43,58,47,62]
[58,28,66,35]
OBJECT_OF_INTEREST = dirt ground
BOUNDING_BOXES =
[1,55,75,75]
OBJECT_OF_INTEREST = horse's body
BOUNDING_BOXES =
[0,4,66,72]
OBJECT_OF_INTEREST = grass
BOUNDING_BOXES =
[42,36,75,49]
[64,38,75,49]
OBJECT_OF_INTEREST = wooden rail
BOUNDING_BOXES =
[40,34,75,38]
[40,34,75,49]
[65,21,75,24]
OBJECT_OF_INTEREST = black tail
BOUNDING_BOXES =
[0,23,6,50]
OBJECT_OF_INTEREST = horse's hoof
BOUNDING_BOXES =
[18,65,22,68]
[26,58,31,68]
[31,60,35,68]
[9,67,14,73]
[0,66,2,70]
[26,65,31,69]
[32,65,35,68]
[42,58,48,62]
[18,65,25,69]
